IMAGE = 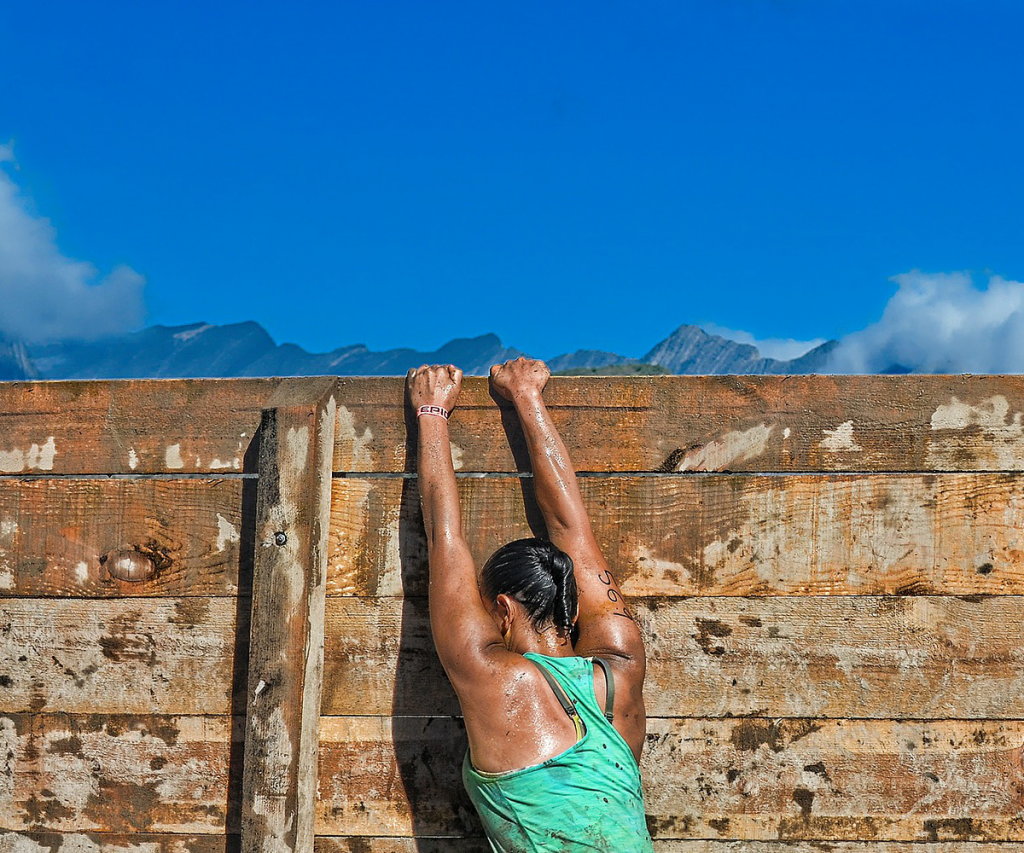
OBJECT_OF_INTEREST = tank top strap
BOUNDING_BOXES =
[523,652,616,730]
[526,657,586,741]
[592,656,615,722]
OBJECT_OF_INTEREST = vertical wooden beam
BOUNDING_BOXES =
[241,378,337,853]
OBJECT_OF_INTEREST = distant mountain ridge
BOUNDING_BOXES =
[25,322,525,380]
[642,324,839,374]
[4,320,838,380]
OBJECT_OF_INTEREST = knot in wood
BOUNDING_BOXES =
[100,549,156,582]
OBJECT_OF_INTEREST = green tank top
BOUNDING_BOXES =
[462,653,654,852]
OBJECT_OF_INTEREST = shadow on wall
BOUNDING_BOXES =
[391,399,547,848]
[226,428,263,850]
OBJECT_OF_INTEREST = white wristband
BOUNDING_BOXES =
[417,405,450,420]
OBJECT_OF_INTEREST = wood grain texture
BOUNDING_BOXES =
[0,478,249,597]
[5,837,1016,853]
[7,374,1024,475]
[0,380,278,475]
[322,595,1024,719]
[1,833,236,853]
[0,714,240,834]
[327,474,1024,597]
[333,375,1024,473]
[0,598,243,715]
[314,840,1024,853]
[7,375,1024,850]
[241,382,336,853]
[315,716,1024,841]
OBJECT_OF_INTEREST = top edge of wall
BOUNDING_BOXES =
[4,375,1024,474]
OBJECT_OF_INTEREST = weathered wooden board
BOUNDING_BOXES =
[241,383,336,853]
[314,840,1024,853]
[322,595,1024,719]
[327,474,1024,597]
[1,833,235,853]
[0,478,248,597]
[6,593,1020,721]
[7,375,1024,475]
[315,716,1024,841]
[0,598,243,715]
[0,714,240,834]
[7,837,1019,853]
[0,380,277,475]
[9,471,1023,600]
[333,375,1024,473]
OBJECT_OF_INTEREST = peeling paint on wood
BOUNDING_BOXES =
[821,420,863,452]
[928,394,1024,469]
[0,438,56,474]
[672,424,774,472]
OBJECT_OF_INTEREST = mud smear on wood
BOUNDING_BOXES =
[729,719,823,753]
[170,598,210,628]
[98,612,156,666]
[695,618,733,656]
[22,792,76,827]
[83,779,163,832]
[644,813,695,837]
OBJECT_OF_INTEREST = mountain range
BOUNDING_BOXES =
[0,321,839,381]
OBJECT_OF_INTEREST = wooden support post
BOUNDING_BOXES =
[241,378,337,853]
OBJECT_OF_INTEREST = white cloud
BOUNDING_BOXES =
[825,271,1024,374]
[0,143,145,342]
[700,321,827,361]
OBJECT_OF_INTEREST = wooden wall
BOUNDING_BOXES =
[3,375,1024,853]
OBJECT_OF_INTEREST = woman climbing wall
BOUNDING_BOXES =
[407,357,654,852]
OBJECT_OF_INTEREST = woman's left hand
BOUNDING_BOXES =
[407,363,463,413]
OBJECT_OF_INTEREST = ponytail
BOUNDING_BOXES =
[549,548,578,634]
[481,538,578,635]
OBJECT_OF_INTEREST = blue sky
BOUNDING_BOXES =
[2,1,1023,360]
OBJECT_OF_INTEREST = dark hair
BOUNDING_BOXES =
[481,538,578,634]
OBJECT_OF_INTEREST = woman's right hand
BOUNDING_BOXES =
[407,364,463,413]
[489,357,550,402]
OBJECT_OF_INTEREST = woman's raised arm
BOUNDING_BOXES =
[407,365,504,688]
[489,358,645,668]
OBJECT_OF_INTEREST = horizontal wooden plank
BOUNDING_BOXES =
[315,840,1024,853]
[7,835,1017,853]
[9,375,1024,475]
[0,599,243,715]
[0,714,240,834]
[0,478,249,597]
[0,380,278,475]
[316,716,1024,841]
[1,833,235,853]
[322,596,1024,718]
[327,474,1024,597]
[13,578,1018,722]
[333,375,1024,473]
